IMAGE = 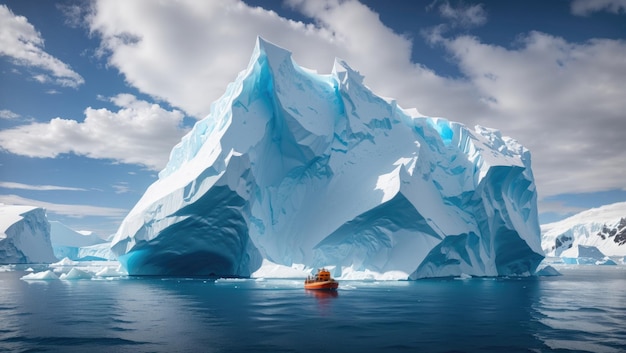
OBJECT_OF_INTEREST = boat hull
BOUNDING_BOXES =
[304,281,338,290]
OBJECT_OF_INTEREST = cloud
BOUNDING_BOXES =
[0,5,84,88]
[0,94,188,170]
[432,31,626,197]
[56,2,90,28]
[112,182,130,194]
[537,201,589,224]
[430,0,488,27]
[0,194,127,218]
[571,0,626,16]
[0,109,20,119]
[0,181,87,191]
[84,0,625,199]
[87,0,480,119]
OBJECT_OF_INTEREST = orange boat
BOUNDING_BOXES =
[304,268,338,290]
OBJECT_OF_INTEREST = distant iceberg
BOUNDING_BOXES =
[111,37,544,279]
[560,245,615,265]
[0,205,56,264]
[50,221,114,261]
[59,267,93,280]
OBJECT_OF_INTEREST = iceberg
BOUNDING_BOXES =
[560,244,613,265]
[542,202,626,258]
[95,265,127,277]
[59,267,93,280]
[50,221,112,261]
[111,37,544,279]
[0,205,56,264]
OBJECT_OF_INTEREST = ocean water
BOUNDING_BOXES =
[1,265,625,353]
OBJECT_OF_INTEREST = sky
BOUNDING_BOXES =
[0,0,625,237]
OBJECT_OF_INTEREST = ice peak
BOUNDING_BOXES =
[254,36,292,68]
[332,58,364,85]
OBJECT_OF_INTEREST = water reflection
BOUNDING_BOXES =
[305,288,339,299]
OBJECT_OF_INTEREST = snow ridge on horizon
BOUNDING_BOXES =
[542,201,626,257]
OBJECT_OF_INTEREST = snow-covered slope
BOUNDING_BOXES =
[0,205,56,264]
[542,201,626,257]
[111,37,544,278]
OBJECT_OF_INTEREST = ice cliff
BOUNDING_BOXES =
[111,37,544,278]
[542,201,626,258]
[0,205,56,264]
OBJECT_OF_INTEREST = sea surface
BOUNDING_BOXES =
[1,264,625,353]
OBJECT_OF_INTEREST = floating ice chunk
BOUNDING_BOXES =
[59,268,92,280]
[457,273,472,280]
[596,258,617,266]
[21,270,59,280]
[95,265,127,277]
[50,257,79,267]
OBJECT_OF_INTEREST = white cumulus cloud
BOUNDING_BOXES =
[0,109,20,119]
[432,31,626,196]
[0,94,188,170]
[0,4,84,88]
[87,0,481,120]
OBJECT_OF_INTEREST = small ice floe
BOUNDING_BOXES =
[95,265,127,278]
[595,258,617,266]
[0,264,16,272]
[25,267,35,272]
[59,268,93,280]
[49,257,79,273]
[21,270,59,280]
[214,278,248,283]
[456,273,472,280]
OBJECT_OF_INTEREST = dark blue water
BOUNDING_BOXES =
[1,266,625,353]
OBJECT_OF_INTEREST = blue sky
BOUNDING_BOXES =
[1,0,625,237]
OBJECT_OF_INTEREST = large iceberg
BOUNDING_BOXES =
[111,38,544,279]
[0,205,57,264]
[542,202,626,258]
